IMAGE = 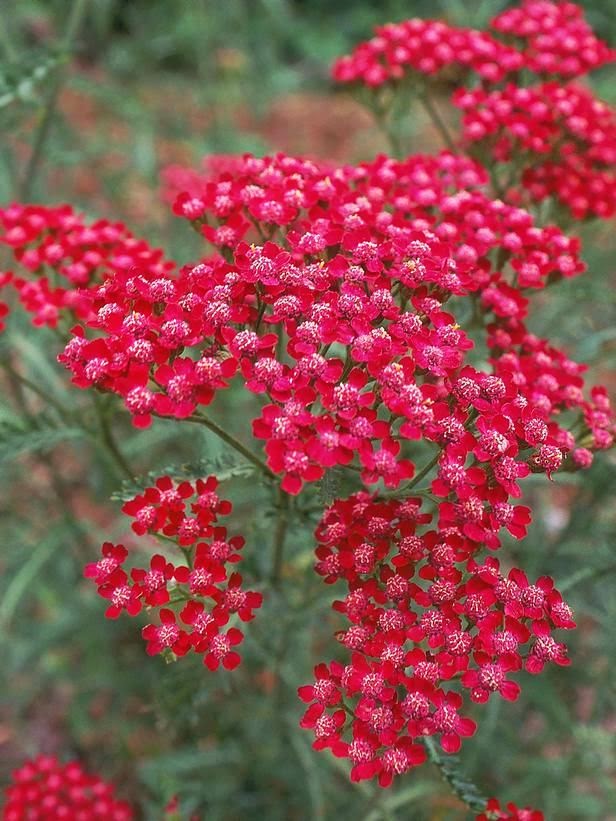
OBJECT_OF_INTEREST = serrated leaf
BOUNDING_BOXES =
[110,453,255,501]
[317,467,342,506]
[424,736,488,812]
[0,412,86,464]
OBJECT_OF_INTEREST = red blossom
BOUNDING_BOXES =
[2,755,134,820]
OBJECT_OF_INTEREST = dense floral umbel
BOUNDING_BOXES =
[332,3,615,90]
[298,491,573,782]
[332,19,523,87]
[455,82,616,219]
[57,151,609,494]
[2,755,134,820]
[0,203,174,328]
[490,0,615,78]
[331,4,616,223]
[37,144,607,792]
[477,797,544,820]
[5,146,613,795]
[2,1,615,806]
[85,476,262,669]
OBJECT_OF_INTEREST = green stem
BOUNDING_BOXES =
[18,0,89,198]
[489,167,506,199]
[362,791,396,821]
[409,451,440,488]
[0,354,94,556]
[560,562,616,593]
[95,398,134,480]
[388,450,441,498]
[270,488,290,587]
[0,360,68,417]
[0,11,18,62]
[418,92,456,152]
[178,411,276,480]
[423,736,487,813]
[179,547,193,570]
[370,93,404,159]
[166,590,193,605]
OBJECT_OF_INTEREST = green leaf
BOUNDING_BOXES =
[0,412,86,464]
[110,453,256,501]
[424,736,488,812]
[0,534,59,628]
[317,468,342,506]
[0,50,63,109]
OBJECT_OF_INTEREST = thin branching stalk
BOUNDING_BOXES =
[0,360,69,417]
[94,398,134,480]
[385,449,441,498]
[184,411,276,479]
[418,92,456,151]
[270,487,291,586]
[19,0,89,198]
[369,93,405,159]
[0,355,93,556]
[423,735,487,813]
[0,12,18,62]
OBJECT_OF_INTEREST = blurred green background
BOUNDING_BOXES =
[1,1,615,819]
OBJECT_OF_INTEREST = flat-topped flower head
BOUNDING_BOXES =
[3,755,134,820]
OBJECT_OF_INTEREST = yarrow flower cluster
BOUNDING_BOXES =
[491,0,616,77]
[85,475,262,669]
[50,150,609,483]
[332,19,523,87]
[0,203,173,328]
[2,755,134,820]
[333,1,614,88]
[332,2,615,222]
[1,1,615,814]
[2,148,613,800]
[299,490,573,781]
[455,82,616,219]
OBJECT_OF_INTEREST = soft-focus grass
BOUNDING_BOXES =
[1,2,615,819]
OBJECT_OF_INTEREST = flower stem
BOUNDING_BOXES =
[179,547,193,570]
[95,399,134,480]
[369,94,405,159]
[423,736,487,813]
[18,0,89,198]
[388,449,441,498]
[418,92,456,151]
[270,487,290,587]
[0,12,18,62]
[0,360,69,417]
[410,450,441,488]
[183,411,276,480]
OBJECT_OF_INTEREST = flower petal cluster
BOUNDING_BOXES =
[2,3,614,803]
[332,3,614,90]
[2,755,134,820]
[3,145,612,795]
[331,5,615,223]
[26,147,610,790]
[85,476,262,670]
[455,83,616,219]
[298,489,573,784]
[0,203,173,327]
[55,151,607,498]
[490,0,615,77]
[332,19,523,87]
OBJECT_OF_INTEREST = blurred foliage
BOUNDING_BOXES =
[1,1,615,819]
